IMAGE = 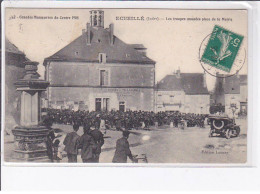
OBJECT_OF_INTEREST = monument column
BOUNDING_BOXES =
[12,61,50,161]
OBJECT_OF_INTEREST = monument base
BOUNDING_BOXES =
[12,125,50,161]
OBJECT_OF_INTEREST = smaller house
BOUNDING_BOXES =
[156,70,210,114]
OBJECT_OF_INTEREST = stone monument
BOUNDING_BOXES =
[12,61,50,161]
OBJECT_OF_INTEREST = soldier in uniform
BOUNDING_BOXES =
[89,127,104,163]
[94,114,101,130]
[78,127,95,163]
[63,124,80,163]
[112,131,136,163]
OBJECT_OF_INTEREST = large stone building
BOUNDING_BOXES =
[155,70,210,114]
[44,10,155,112]
[213,74,247,116]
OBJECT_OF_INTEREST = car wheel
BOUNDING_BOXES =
[235,127,240,137]
[213,120,224,130]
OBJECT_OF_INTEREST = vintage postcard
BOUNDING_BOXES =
[3,8,248,164]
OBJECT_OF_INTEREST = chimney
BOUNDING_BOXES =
[203,71,207,88]
[109,23,114,45]
[176,67,180,78]
[87,23,91,45]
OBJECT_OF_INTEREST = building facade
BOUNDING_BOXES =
[155,70,210,114]
[213,74,247,116]
[44,10,155,112]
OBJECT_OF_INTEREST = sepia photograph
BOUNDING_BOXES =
[3,8,248,164]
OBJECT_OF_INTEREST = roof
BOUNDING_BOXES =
[130,44,146,50]
[44,26,155,65]
[156,75,182,91]
[157,73,209,95]
[5,39,25,55]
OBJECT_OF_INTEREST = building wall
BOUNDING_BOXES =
[240,85,247,102]
[48,87,154,111]
[47,61,155,87]
[155,90,185,112]
[184,95,210,114]
[46,61,155,111]
[155,91,210,114]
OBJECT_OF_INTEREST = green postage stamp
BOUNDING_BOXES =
[201,25,244,73]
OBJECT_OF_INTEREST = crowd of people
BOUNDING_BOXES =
[42,108,208,131]
[42,108,208,163]
[45,120,135,163]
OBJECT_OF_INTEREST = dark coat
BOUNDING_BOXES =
[112,137,132,163]
[78,133,95,160]
[46,130,55,161]
[63,131,80,155]
[89,129,104,155]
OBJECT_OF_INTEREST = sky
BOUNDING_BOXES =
[5,9,248,91]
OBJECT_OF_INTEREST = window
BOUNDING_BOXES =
[100,69,109,86]
[94,15,97,26]
[99,53,106,63]
[99,15,102,24]
[103,98,110,111]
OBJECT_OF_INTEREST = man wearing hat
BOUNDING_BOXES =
[89,126,104,163]
[63,124,80,163]
[112,131,135,163]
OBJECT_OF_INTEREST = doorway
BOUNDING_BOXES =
[95,98,110,111]
[119,101,125,112]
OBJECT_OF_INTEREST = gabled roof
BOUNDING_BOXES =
[5,39,25,55]
[130,44,146,50]
[156,75,182,91]
[44,27,155,65]
[157,73,209,95]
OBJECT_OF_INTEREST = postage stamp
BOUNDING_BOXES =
[201,25,244,73]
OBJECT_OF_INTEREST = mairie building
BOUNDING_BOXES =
[43,10,156,112]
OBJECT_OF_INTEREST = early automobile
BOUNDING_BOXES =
[208,115,240,139]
